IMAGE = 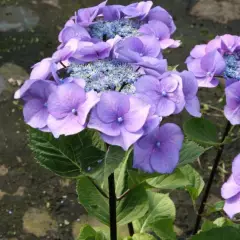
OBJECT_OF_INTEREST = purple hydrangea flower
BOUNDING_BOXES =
[187,50,226,88]
[224,81,240,125]
[88,91,150,150]
[135,73,185,117]
[133,123,184,173]
[23,80,56,130]
[139,20,181,49]
[147,6,176,34]
[102,5,124,21]
[76,1,107,27]
[122,1,153,19]
[180,70,201,117]
[47,82,99,138]
[115,36,162,62]
[221,154,240,218]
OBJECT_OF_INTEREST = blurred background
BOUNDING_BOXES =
[0,0,240,239]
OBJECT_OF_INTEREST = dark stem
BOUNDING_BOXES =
[108,173,117,240]
[128,223,134,236]
[60,61,67,68]
[193,121,231,234]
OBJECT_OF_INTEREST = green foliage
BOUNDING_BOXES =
[205,201,224,216]
[139,191,176,238]
[146,169,190,189]
[191,226,240,240]
[77,176,109,225]
[179,165,204,202]
[123,233,156,240]
[179,141,207,166]
[29,128,105,178]
[77,225,109,240]
[183,118,220,146]
[116,184,149,225]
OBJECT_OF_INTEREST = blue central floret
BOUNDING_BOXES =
[89,19,141,40]
[68,59,142,93]
[224,52,240,81]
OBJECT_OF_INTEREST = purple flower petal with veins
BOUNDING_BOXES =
[133,123,183,173]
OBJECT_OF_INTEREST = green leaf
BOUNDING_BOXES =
[140,191,176,233]
[77,176,109,225]
[29,128,105,178]
[128,170,157,188]
[183,118,220,146]
[191,226,240,240]
[101,146,125,189]
[180,165,204,201]
[77,225,96,240]
[205,201,224,216]
[179,141,207,166]
[116,184,149,225]
[115,149,133,197]
[146,169,190,189]
[124,233,156,240]
[95,231,109,240]
[149,219,176,240]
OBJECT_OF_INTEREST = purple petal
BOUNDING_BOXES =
[143,115,162,135]
[160,74,179,92]
[133,143,154,173]
[221,174,240,200]
[206,37,221,52]
[223,192,240,219]
[23,99,48,129]
[187,58,206,78]
[159,39,181,49]
[96,92,130,123]
[190,44,207,59]
[47,114,85,138]
[198,77,219,88]
[48,83,86,119]
[147,6,176,34]
[150,147,179,174]
[180,70,198,98]
[102,5,123,21]
[232,154,240,185]
[157,123,184,149]
[139,35,161,57]
[102,128,144,151]
[224,104,240,125]
[123,96,150,132]
[185,96,202,117]
[221,34,239,53]
[14,79,40,99]
[30,58,52,80]
[156,97,176,116]
[88,108,121,137]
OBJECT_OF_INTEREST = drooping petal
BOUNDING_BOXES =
[180,70,198,99]
[221,175,240,200]
[232,154,240,185]
[30,58,53,80]
[223,192,240,219]
[185,96,202,117]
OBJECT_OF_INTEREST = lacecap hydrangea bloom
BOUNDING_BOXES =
[15,1,200,174]
[186,34,240,125]
[221,154,240,218]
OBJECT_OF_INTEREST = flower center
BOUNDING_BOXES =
[161,90,168,97]
[43,102,48,107]
[117,116,124,123]
[224,52,240,81]
[69,59,142,93]
[206,72,212,77]
[72,108,77,115]
[155,141,161,148]
[89,19,141,41]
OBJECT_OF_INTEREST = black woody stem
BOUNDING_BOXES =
[128,223,134,236]
[193,121,231,234]
[108,173,117,240]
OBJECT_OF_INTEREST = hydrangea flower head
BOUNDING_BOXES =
[133,123,184,173]
[221,154,240,218]
[88,91,150,150]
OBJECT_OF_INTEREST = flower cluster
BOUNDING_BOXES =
[15,1,200,174]
[186,34,240,125]
[221,154,240,218]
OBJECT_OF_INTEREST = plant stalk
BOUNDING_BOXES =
[128,223,134,236]
[108,173,117,240]
[193,121,231,234]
